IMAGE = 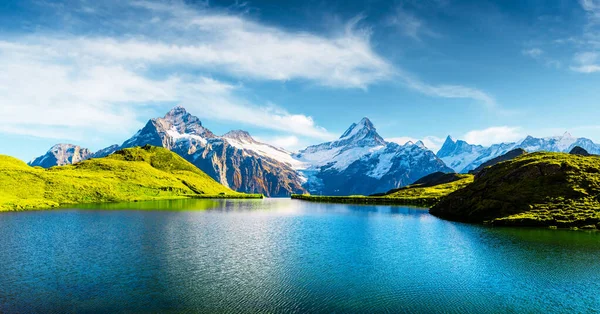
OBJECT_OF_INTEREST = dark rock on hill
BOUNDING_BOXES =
[412,172,465,187]
[569,146,590,156]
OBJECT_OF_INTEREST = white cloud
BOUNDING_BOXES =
[580,0,600,20]
[254,135,304,152]
[463,126,524,146]
[386,7,438,40]
[96,1,393,89]
[522,48,543,58]
[401,74,496,107]
[0,41,334,141]
[0,0,499,144]
[571,52,600,72]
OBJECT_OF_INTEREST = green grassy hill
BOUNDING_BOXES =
[384,174,473,201]
[430,152,600,228]
[292,174,473,207]
[0,145,260,211]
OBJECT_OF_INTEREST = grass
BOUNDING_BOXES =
[430,152,600,228]
[292,174,473,207]
[0,145,262,211]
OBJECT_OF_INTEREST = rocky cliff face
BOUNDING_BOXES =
[121,107,306,197]
[29,144,93,168]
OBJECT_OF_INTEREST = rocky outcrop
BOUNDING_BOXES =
[28,144,92,168]
[569,146,590,156]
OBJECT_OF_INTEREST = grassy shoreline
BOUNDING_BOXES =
[291,194,436,207]
[1,194,265,212]
[0,146,263,212]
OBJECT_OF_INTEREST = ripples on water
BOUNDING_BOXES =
[0,199,599,313]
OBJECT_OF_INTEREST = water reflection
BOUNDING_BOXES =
[1,199,600,312]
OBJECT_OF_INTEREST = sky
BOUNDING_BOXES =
[1,0,600,161]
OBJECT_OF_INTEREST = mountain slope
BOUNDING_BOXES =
[430,152,600,228]
[1,146,251,211]
[121,107,306,197]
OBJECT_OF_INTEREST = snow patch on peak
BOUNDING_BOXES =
[166,126,207,145]
[339,117,376,140]
[223,134,305,170]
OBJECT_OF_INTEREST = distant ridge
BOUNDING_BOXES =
[469,148,527,174]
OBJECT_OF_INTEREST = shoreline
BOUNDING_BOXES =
[291,194,437,207]
[0,194,264,212]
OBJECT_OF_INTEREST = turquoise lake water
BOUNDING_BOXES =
[0,198,599,313]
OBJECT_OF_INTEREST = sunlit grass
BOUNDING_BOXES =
[292,175,473,207]
[0,145,261,211]
[431,152,600,228]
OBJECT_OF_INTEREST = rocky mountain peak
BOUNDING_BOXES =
[165,105,189,118]
[437,136,458,157]
[49,143,78,153]
[29,143,92,168]
[444,135,456,144]
[162,106,203,132]
[222,130,255,142]
[338,117,385,146]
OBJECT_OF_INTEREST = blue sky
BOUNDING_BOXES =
[1,0,600,161]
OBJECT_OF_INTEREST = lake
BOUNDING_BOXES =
[0,198,599,313]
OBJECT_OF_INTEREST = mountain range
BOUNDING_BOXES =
[28,106,600,196]
[28,106,451,196]
[438,132,600,173]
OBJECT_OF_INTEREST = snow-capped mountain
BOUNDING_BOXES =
[29,144,93,168]
[437,136,485,173]
[296,118,452,195]
[28,107,453,196]
[296,118,387,172]
[222,130,304,170]
[121,107,306,197]
[439,132,600,173]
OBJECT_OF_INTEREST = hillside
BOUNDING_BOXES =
[430,152,600,228]
[292,173,473,207]
[0,146,259,211]
[468,148,527,174]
